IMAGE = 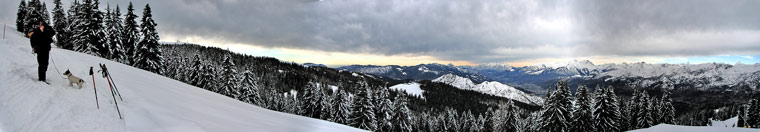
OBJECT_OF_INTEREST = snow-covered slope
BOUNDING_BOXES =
[0,28,363,132]
[629,124,756,132]
[432,74,543,105]
[389,82,425,98]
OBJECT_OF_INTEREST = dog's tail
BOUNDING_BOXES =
[79,79,85,84]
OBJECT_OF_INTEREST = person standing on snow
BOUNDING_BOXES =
[28,21,56,82]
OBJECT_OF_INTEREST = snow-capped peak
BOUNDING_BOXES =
[432,74,543,105]
[531,60,595,69]
[432,74,476,89]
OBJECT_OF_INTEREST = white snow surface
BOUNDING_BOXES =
[629,124,756,132]
[630,117,753,132]
[0,30,364,132]
[710,116,738,128]
[390,82,424,98]
[432,74,543,105]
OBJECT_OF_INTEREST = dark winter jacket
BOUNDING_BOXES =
[29,24,56,52]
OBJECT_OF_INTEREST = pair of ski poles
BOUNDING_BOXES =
[90,63,124,119]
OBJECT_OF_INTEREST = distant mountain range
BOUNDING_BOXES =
[339,60,760,94]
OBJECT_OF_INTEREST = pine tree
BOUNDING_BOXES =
[390,92,413,132]
[747,98,760,127]
[618,97,632,131]
[300,83,319,118]
[738,105,747,127]
[41,2,50,24]
[628,89,641,130]
[570,85,594,132]
[24,0,43,35]
[444,108,460,131]
[460,110,475,132]
[475,114,486,132]
[71,0,104,56]
[350,86,377,131]
[17,0,27,32]
[495,100,517,132]
[66,0,80,49]
[331,89,351,124]
[318,85,331,120]
[636,90,654,128]
[216,55,239,97]
[374,88,393,131]
[593,85,621,132]
[134,4,163,73]
[239,69,262,105]
[659,91,676,124]
[189,55,204,86]
[122,2,139,65]
[90,0,106,56]
[539,81,571,132]
[106,5,127,62]
[52,0,71,49]
[482,108,494,132]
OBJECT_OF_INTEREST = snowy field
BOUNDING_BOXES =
[0,27,364,132]
[630,117,756,132]
[390,82,424,98]
[629,124,757,132]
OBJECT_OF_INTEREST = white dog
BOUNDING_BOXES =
[63,69,85,88]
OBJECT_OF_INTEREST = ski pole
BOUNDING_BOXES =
[106,74,123,119]
[108,74,123,101]
[100,63,123,100]
[90,67,99,109]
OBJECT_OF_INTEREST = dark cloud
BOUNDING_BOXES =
[2,0,759,63]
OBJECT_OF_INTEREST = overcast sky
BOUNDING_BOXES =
[2,0,759,66]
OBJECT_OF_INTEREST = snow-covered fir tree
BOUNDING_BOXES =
[539,81,571,132]
[198,64,217,90]
[318,85,331,120]
[747,98,760,127]
[71,0,104,56]
[475,114,487,132]
[619,97,632,131]
[628,89,641,130]
[482,108,494,132]
[374,88,393,131]
[216,55,239,97]
[90,0,106,56]
[134,4,163,74]
[285,93,302,114]
[659,91,676,124]
[390,92,412,132]
[444,108,460,131]
[122,2,139,65]
[636,90,654,128]
[16,0,27,32]
[494,100,517,132]
[300,83,325,119]
[105,4,126,62]
[350,83,377,131]
[239,69,262,106]
[460,110,475,132]
[24,0,44,35]
[738,105,747,127]
[65,0,80,48]
[52,0,71,49]
[41,3,50,24]
[593,85,621,132]
[330,89,351,124]
[570,85,594,132]
[188,55,203,86]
